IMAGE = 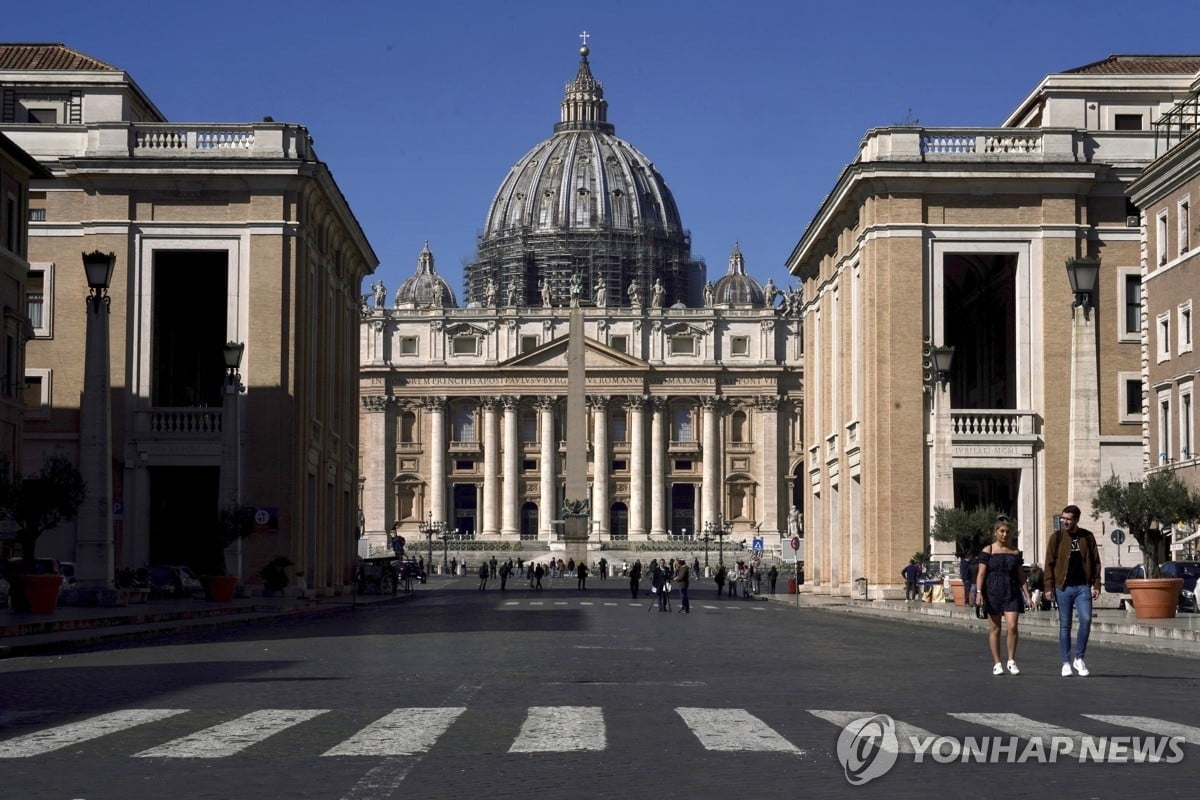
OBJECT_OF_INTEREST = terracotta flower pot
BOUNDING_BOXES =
[9,573,64,613]
[949,578,966,605]
[1126,577,1184,619]
[203,575,238,602]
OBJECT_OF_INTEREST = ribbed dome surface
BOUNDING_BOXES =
[712,243,765,307]
[482,133,683,237]
[394,242,457,308]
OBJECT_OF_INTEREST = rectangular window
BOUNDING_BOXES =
[611,459,627,472]
[454,460,475,472]
[673,460,692,471]
[1157,211,1169,266]
[1180,303,1193,354]
[670,335,696,356]
[4,192,18,253]
[520,335,539,354]
[1120,272,1141,339]
[26,107,58,123]
[522,459,537,471]
[1182,385,1194,460]
[23,369,50,419]
[398,336,418,356]
[1119,372,1142,423]
[28,208,46,222]
[1114,114,1143,130]
[452,335,477,355]
[1181,198,1192,255]
[609,335,628,353]
[730,336,749,356]
[1157,313,1171,362]
[1158,391,1172,465]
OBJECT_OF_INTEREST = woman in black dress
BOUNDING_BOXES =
[975,518,1032,675]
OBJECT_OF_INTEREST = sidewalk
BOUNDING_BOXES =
[794,592,1200,659]
[0,587,409,659]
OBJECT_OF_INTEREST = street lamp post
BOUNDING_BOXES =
[439,529,458,574]
[220,341,245,582]
[705,518,733,566]
[699,533,713,568]
[78,250,117,602]
[418,513,445,577]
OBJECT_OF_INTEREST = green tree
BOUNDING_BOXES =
[1092,470,1200,577]
[0,455,87,567]
[208,505,257,576]
[930,504,1013,559]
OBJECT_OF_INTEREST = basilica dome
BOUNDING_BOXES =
[393,242,457,308]
[711,243,766,307]
[465,44,703,308]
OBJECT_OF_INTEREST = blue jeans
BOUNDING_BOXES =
[1055,585,1094,663]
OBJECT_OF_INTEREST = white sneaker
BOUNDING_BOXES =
[1006,660,1020,675]
[1072,658,1090,677]
[992,662,1004,676]
[1061,662,1073,677]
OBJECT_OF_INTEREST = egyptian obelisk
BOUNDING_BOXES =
[561,300,590,565]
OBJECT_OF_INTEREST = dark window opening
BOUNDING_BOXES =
[152,251,227,407]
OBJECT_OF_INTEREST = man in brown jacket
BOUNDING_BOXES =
[1043,504,1101,677]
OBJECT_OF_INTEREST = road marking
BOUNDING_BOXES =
[528,601,543,606]
[509,706,605,752]
[603,602,617,606]
[580,601,594,606]
[676,708,801,753]
[1085,715,1200,746]
[808,710,937,754]
[504,601,519,605]
[554,601,568,605]
[134,709,329,758]
[0,709,188,758]
[950,713,1092,746]
[323,708,465,756]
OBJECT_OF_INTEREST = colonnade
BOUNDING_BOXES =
[377,393,784,542]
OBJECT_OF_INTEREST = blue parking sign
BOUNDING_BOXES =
[752,537,763,553]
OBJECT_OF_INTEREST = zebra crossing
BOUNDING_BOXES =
[1,707,1197,760]
[500,599,785,611]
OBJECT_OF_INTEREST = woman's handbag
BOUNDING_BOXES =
[974,603,988,620]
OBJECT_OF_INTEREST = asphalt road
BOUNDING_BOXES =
[2,575,1198,799]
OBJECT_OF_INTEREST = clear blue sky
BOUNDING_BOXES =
[7,0,1200,296]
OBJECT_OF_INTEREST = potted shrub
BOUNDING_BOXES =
[931,504,1012,605]
[258,555,293,596]
[1092,470,1200,619]
[0,456,86,613]
[202,504,256,601]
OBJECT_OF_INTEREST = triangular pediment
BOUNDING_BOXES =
[502,336,648,369]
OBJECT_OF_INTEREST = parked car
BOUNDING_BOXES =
[147,564,203,598]
[1104,565,1140,594]
[58,561,77,591]
[1159,561,1200,613]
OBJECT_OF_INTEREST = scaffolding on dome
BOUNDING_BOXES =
[462,224,705,310]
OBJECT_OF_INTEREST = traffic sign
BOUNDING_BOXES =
[1111,529,1125,545]
[790,535,801,551]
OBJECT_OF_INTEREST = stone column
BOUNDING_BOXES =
[425,397,447,525]
[482,397,500,537]
[701,396,720,529]
[537,396,557,541]
[628,395,648,540]
[650,397,667,538]
[360,396,389,535]
[590,396,610,538]
[1068,306,1101,535]
[501,396,520,539]
[755,396,781,536]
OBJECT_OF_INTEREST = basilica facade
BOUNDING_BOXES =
[359,46,803,561]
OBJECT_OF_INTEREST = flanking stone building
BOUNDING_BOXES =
[787,55,1200,597]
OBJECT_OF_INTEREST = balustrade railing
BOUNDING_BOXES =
[142,408,222,435]
[950,410,1036,437]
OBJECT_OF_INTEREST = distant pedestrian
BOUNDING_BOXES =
[901,560,922,602]
[534,563,545,590]
[767,564,779,595]
[674,559,691,613]
[489,556,498,578]
[714,564,726,596]
[499,561,510,590]
[651,560,667,611]
[478,562,489,591]
[577,561,589,590]
[629,560,642,598]
[1044,504,1101,678]
[599,557,608,580]
[450,557,457,576]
